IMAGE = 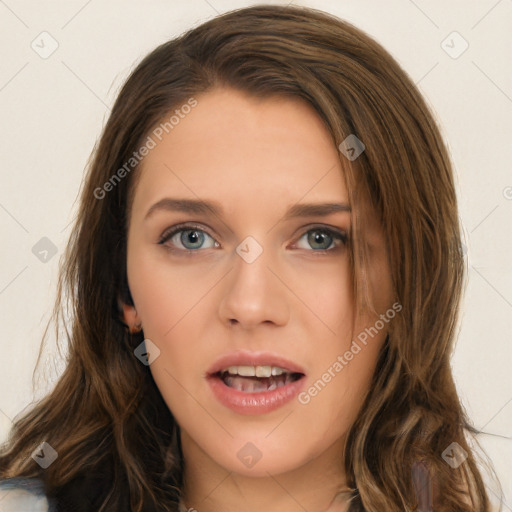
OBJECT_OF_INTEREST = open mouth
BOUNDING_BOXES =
[214,365,305,393]
[207,355,307,414]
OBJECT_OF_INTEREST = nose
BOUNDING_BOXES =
[218,243,290,329]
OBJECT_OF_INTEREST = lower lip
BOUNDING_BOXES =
[207,374,306,415]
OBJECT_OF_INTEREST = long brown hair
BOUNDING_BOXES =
[0,4,503,511]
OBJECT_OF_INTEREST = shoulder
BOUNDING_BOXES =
[0,477,55,512]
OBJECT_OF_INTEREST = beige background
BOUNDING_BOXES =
[0,0,510,508]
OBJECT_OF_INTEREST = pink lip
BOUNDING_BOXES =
[206,350,306,415]
[206,350,306,375]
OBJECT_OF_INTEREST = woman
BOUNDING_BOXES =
[0,4,503,511]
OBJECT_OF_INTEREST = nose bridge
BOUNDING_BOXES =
[218,235,289,327]
[233,237,271,293]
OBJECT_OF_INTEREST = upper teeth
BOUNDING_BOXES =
[224,365,288,378]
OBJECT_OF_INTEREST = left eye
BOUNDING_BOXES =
[295,228,346,251]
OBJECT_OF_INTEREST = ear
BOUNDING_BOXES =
[118,297,142,332]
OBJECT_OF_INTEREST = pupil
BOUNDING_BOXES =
[309,230,331,249]
[182,230,204,248]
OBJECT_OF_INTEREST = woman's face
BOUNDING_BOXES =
[124,87,393,478]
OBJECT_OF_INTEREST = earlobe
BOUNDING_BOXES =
[119,300,142,333]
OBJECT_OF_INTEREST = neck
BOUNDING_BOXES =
[180,431,351,512]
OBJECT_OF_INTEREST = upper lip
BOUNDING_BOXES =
[207,350,306,376]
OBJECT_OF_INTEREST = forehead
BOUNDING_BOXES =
[131,87,349,216]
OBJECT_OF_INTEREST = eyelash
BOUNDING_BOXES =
[157,223,348,255]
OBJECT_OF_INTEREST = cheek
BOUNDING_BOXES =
[298,329,385,449]
[286,256,354,330]
[126,248,218,397]
[295,275,387,440]
[127,248,221,338]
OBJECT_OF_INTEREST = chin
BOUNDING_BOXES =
[208,436,313,478]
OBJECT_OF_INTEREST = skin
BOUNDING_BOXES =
[122,87,394,512]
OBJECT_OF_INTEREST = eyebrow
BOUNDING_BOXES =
[144,198,351,221]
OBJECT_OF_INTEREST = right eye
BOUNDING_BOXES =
[158,224,220,252]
